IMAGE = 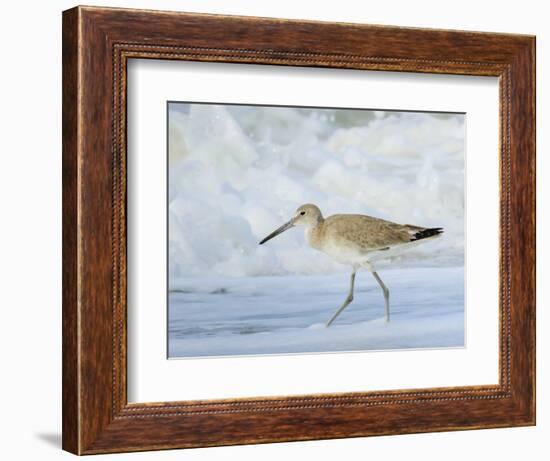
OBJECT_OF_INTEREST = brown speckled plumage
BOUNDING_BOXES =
[308,213,419,253]
[294,204,442,263]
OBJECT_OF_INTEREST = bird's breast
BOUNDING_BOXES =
[305,226,359,264]
[305,226,323,250]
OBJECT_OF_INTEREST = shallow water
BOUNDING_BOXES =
[168,266,464,358]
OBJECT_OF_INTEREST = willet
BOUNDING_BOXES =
[259,204,443,326]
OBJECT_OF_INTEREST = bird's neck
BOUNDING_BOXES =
[305,219,324,250]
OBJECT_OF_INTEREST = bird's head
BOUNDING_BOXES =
[259,204,323,245]
[292,204,323,227]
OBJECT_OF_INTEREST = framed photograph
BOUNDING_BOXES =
[62,6,535,455]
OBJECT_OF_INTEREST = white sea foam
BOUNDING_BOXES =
[168,103,464,286]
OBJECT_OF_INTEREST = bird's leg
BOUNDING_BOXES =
[326,271,356,327]
[371,271,390,322]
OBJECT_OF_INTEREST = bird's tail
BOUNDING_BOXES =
[409,227,444,242]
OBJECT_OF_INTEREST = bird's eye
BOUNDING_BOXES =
[300,211,306,216]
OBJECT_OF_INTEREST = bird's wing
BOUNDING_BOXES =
[324,214,414,252]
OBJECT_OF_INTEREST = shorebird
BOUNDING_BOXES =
[259,204,443,327]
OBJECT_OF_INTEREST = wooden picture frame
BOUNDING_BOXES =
[62,5,535,455]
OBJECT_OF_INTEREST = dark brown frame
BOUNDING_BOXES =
[62,5,536,455]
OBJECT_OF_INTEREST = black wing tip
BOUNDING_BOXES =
[410,227,444,241]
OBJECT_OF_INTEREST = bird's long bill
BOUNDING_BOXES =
[259,219,294,245]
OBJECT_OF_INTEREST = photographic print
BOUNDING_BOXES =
[62,8,536,452]
[168,102,465,358]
